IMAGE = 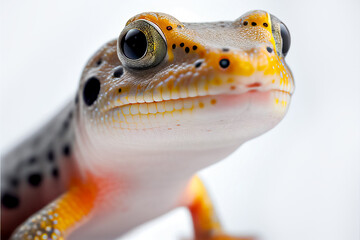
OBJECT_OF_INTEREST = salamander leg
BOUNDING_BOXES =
[184,176,255,240]
[10,181,97,240]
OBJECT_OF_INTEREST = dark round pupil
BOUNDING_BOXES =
[121,29,147,59]
[280,23,290,56]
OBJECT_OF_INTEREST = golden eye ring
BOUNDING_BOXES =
[117,20,167,69]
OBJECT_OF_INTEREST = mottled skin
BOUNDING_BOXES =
[1,10,294,240]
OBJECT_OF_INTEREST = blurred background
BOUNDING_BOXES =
[1,0,359,240]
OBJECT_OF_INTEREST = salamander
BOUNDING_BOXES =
[1,10,294,240]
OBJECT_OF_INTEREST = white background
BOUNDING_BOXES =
[1,0,359,240]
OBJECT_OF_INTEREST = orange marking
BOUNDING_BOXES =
[185,176,222,239]
[214,78,222,85]
[246,82,261,88]
[52,174,99,233]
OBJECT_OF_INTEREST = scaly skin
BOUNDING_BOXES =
[1,10,294,240]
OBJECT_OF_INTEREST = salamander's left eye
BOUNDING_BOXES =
[121,29,148,60]
[117,20,167,69]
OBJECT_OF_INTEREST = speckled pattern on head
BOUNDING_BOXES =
[2,10,293,240]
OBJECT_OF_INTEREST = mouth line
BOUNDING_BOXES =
[105,89,291,113]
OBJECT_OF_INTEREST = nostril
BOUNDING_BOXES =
[266,47,273,53]
[219,59,230,69]
[194,60,203,68]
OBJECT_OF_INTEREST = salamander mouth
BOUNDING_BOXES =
[103,71,294,118]
[105,88,291,115]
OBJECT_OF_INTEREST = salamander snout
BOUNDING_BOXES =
[203,46,277,77]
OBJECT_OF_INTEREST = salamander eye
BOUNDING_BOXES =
[280,22,290,57]
[117,20,167,69]
[270,14,291,57]
[121,29,148,59]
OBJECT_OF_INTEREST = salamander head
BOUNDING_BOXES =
[76,10,294,152]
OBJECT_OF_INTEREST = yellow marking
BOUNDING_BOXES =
[10,174,100,240]
[167,48,174,62]
[210,99,217,105]
[227,78,234,83]
[213,78,222,85]
[199,102,204,108]
[275,98,279,104]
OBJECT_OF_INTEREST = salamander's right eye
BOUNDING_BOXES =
[117,20,167,70]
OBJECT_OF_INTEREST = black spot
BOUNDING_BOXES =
[243,21,248,26]
[47,150,55,162]
[52,168,59,178]
[28,156,37,165]
[9,178,19,188]
[219,59,230,69]
[118,88,122,93]
[75,95,79,105]
[222,48,230,52]
[62,119,69,131]
[263,22,268,27]
[251,22,257,26]
[266,47,273,53]
[177,25,182,29]
[113,67,124,78]
[96,58,102,66]
[28,173,42,187]
[83,77,101,106]
[68,114,74,122]
[166,26,172,30]
[194,61,202,68]
[180,43,184,47]
[192,45,198,50]
[185,47,190,53]
[172,44,176,49]
[62,144,71,157]
[1,193,20,209]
